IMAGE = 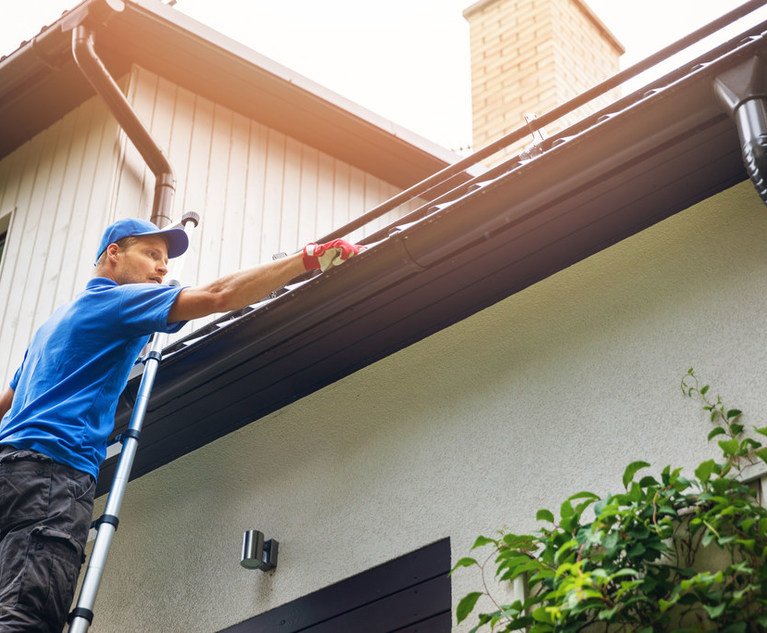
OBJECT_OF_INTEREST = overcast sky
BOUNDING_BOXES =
[2,1,765,151]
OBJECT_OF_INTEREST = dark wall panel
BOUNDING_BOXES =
[219,538,451,633]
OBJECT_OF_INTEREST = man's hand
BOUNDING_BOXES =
[302,239,363,272]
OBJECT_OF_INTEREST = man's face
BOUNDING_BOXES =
[112,235,169,285]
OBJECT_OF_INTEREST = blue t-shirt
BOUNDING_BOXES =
[0,277,186,479]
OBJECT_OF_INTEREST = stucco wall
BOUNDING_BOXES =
[85,180,767,631]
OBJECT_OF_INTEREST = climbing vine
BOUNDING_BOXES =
[454,370,767,631]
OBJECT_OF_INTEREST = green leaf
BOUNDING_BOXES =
[628,482,643,502]
[531,606,555,624]
[536,509,555,523]
[638,475,659,488]
[506,617,533,631]
[456,592,483,624]
[628,542,646,557]
[695,459,717,483]
[502,533,535,550]
[703,603,726,620]
[602,532,619,555]
[567,491,600,501]
[700,385,710,396]
[755,426,767,437]
[718,439,739,456]
[659,597,678,613]
[707,427,726,441]
[726,409,742,419]
[471,536,495,550]
[554,540,579,565]
[622,461,651,488]
[560,499,574,519]
[755,447,767,464]
[609,568,639,580]
[451,557,478,574]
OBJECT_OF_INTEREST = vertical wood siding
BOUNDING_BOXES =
[110,66,420,337]
[0,64,420,384]
[0,96,122,386]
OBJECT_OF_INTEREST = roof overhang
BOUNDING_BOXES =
[96,20,767,495]
[0,0,458,188]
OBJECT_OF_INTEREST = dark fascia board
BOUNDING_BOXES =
[96,26,764,495]
[0,0,460,189]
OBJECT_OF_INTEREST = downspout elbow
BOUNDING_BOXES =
[715,55,767,205]
[72,24,176,227]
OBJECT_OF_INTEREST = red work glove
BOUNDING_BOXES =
[302,239,363,272]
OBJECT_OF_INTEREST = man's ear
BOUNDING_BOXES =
[106,243,121,260]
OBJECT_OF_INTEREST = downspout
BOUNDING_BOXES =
[72,22,175,227]
[715,55,767,204]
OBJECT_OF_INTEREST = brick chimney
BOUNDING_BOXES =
[463,0,624,163]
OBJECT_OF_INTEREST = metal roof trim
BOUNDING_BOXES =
[155,17,767,371]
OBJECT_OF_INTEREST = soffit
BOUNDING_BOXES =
[0,0,457,188]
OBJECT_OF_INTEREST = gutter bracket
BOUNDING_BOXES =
[519,112,546,162]
[387,228,430,273]
[714,54,767,204]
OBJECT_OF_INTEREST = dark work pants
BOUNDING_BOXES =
[0,445,95,633]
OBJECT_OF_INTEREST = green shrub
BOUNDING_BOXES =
[454,370,767,632]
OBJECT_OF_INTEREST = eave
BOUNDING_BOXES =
[96,20,767,495]
[0,0,457,189]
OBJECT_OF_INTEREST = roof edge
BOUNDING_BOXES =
[125,0,460,165]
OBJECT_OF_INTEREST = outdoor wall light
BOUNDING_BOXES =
[241,530,278,571]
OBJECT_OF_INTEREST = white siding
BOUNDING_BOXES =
[0,95,122,386]
[112,65,419,337]
[0,64,417,383]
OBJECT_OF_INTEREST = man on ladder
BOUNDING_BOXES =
[0,216,360,632]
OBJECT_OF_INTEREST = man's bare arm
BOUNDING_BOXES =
[0,387,13,420]
[168,252,306,323]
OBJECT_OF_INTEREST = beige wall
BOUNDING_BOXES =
[0,65,417,385]
[85,181,767,631]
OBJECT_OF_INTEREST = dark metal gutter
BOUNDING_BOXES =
[715,54,767,204]
[97,18,766,494]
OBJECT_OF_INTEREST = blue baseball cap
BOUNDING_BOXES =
[95,217,189,265]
